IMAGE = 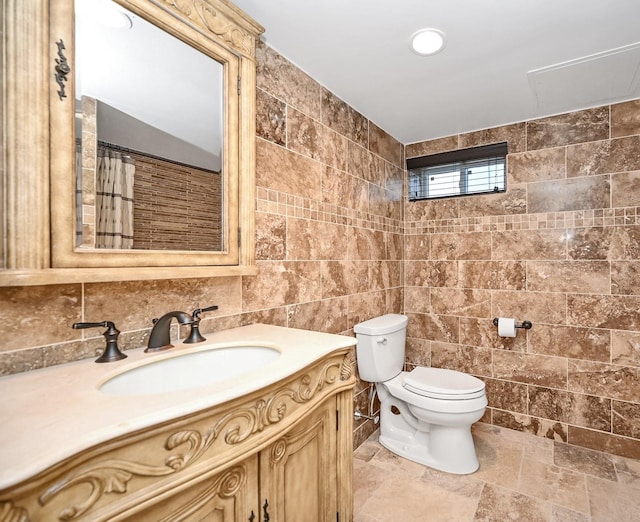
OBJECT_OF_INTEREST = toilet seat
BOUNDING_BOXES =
[402,367,485,400]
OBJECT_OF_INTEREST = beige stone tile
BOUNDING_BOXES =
[612,261,640,295]
[430,232,491,260]
[321,260,370,298]
[527,175,610,213]
[256,88,286,145]
[529,323,611,362]
[612,171,640,208]
[360,471,480,522]
[491,291,568,322]
[419,466,484,500]
[612,330,640,367]
[568,359,640,401]
[491,229,567,260]
[286,217,347,260]
[405,337,431,367]
[493,351,567,388]
[353,457,387,518]
[458,186,527,217]
[321,88,368,147]
[508,146,566,184]
[568,425,640,460]
[526,260,610,294]
[347,227,386,261]
[256,138,322,199]
[554,441,617,480]
[472,429,523,487]
[587,475,640,522]
[473,483,551,521]
[347,291,388,327]
[354,439,381,462]
[405,312,460,343]
[369,121,402,168]
[459,316,527,352]
[369,445,429,478]
[612,400,640,439]
[286,297,348,334]
[255,212,286,260]
[518,458,588,513]
[567,225,640,261]
[567,136,640,177]
[404,286,431,314]
[460,122,527,153]
[430,288,491,317]
[492,410,569,443]
[526,107,609,150]
[551,505,589,522]
[529,386,611,432]
[458,260,526,290]
[567,294,640,330]
[0,285,82,353]
[405,233,430,260]
[256,42,321,119]
[613,454,640,490]
[485,378,528,414]
[369,260,402,292]
[406,197,460,221]
[611,99,640,138]
[431,342,492,378]
[406,135,459,158]
[405,260,458,287]
[242,261,321,310]
[287,107,347,170]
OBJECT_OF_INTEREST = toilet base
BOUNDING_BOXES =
[376,381,484,474]
[378,422,480,475]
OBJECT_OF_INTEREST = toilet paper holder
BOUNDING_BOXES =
[493,318,532,330]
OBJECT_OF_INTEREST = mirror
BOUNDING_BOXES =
[75,0,224,251]
[0,0,262,285]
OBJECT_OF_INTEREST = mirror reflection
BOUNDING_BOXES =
[74,0,224,251]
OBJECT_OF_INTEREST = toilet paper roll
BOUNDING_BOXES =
[497,318,517,338]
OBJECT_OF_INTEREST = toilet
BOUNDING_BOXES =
[354,314,487,474]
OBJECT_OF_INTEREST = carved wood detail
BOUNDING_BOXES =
[36,356,347,520]
[157,0,256,56]
[0,501,30,522]
[154,465,246,522]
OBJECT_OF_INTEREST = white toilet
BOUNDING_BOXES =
[354,314,487,474]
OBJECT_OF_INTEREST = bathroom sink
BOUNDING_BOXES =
[99,345,281,396]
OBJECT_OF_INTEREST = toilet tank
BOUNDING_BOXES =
[354,314,408,382]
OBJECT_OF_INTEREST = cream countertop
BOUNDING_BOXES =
[0,323,356,490]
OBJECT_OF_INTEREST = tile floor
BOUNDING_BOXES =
[353,423,640,521]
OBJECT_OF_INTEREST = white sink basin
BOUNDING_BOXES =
[99,345,281,396]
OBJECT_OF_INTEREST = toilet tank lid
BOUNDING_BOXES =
[354,314,408,335]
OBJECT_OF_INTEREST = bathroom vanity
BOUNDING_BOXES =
[0,325,356,521]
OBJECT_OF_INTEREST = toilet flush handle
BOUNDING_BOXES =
[377,337,388,345]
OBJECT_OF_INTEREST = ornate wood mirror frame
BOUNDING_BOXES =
[0,0,262,286]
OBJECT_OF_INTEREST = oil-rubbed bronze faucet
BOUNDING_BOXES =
[184,305,219,344]
[145,311,193,353]
[72,321,127,363]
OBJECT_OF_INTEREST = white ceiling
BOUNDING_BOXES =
[232,0,640,144]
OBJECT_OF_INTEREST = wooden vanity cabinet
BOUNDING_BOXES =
[0,349,355,522]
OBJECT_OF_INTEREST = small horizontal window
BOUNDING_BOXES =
[407,142,507,201]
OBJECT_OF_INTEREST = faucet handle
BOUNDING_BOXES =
[192,305,219,320]
[72,321,128,363]
[184,305,219,344]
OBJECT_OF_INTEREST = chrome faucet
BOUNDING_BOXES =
[145,311,193,353]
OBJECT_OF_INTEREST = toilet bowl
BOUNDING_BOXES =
[354,314,487,474]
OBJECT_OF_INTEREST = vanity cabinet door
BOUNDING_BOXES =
[127,456,258,522]
[259,399,337,522]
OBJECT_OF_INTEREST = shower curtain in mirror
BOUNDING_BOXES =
[96,147,135,249]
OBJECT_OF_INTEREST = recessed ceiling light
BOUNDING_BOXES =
[410,28,446,56]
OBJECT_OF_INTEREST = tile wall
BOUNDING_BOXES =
[2,38,640,459]
[405,99,640,460]
[0,42,403,448]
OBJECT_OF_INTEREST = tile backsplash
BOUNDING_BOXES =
[1,38,639,459]
[405,98,640,460]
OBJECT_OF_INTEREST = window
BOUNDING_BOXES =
[407,142,507,201]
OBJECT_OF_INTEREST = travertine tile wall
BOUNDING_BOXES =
[0,43,403,448]
[405,99,640,460]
